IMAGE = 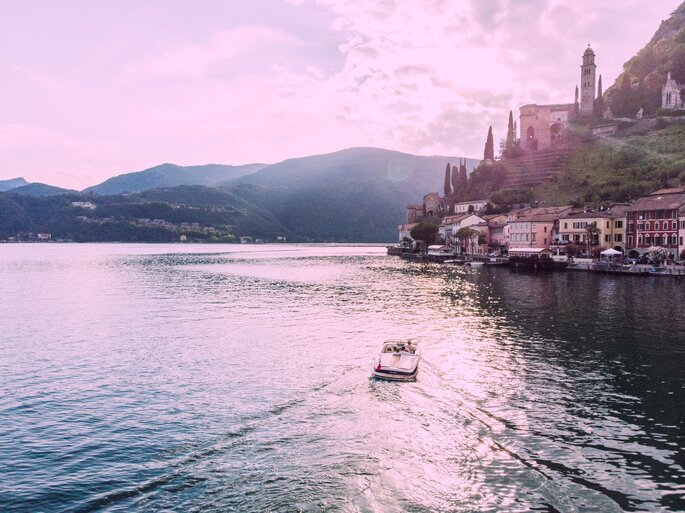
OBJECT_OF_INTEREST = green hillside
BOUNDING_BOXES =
[529,123,685,206]
[607,2,685,116]
[8,183,79,196]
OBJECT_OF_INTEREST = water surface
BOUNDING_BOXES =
[1,244,683,512]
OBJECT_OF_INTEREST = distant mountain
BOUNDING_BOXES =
[0,178,28,192]
[607,2,685,115]
[85,163,267,195]
[225,147,477,192]
[7,183,79,196]
[220,147,478,241]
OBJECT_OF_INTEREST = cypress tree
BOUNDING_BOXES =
[459,159,468,190]
[444,163,452,197]
[594,75,604,118]
[484,126,494,161]
[505,110,515,156]
[451,165,459,195]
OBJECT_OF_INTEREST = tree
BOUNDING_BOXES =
[451,164,459,196]
[505,110,515,156]
[459,160,468,190]
[483,126,494,161]
[646,246,670,265]
[410,221,439,247]
[456,226,478,253]
[585,223,599,255]
[565,243,579,259]
[444,163,452,197]
[594,74,604,118]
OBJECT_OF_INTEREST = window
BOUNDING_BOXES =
[672,234,678,245]
[615,234,622,242]
[645,235,651,244]
[664,234,669,245]
[638,222,644,231]
[532,233,536,242]
[614,220,623,229]
[604,235,610,242]
[657,210,663,220]
[638,235,643,245]
[681,237,684,246]
[564,222,568,229]
[606,221,610,229]
[655,221,660,230]
[672,221,677,230]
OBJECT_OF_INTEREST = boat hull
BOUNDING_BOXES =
[371,367,419,381]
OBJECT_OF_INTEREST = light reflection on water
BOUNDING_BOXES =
[0,243,683,512]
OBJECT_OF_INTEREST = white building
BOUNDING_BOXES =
[439,214,485,247]
[452,200,488,215]
[662,72,683,110]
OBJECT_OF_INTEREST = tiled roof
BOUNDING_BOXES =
[629,191,685,211]
[515,206,573,223]
[442,213,477,223]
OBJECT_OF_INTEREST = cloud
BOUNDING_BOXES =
[0,0,682,188]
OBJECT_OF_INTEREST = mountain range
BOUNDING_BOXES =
[0,147,478,242]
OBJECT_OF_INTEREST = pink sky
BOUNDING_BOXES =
[0,0,681,189]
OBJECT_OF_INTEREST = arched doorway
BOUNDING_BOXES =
[526,126,535,141]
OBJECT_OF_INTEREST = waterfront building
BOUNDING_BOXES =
[439,213,484,248]
[625,188,685,257]
[557,204,629,251]
[398,222,419,241]
[483,214,509,253]
[507,206,573,249]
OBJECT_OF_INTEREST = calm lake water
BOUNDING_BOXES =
[1,244,684,513]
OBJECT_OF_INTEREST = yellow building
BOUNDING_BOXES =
[557,204,630,251]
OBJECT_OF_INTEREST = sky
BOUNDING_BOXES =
[0,0,682,189]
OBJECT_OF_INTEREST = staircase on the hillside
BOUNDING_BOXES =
[501,148,573,188]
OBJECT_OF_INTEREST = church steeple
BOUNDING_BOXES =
[580,44,597,116]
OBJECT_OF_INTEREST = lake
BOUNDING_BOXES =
[1,244,683,512]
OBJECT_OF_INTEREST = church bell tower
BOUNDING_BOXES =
[580,44,596,116]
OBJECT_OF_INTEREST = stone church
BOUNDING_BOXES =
[519,45,598,151]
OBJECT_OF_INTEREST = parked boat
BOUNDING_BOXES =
[372,340,420,381]
[465,261,485,267]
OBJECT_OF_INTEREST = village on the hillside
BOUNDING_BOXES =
[395,45,685,274]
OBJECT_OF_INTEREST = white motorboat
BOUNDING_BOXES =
[372,340,420,381]
[465,260,485,267]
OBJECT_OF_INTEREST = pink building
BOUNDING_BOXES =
[507,206,573,249]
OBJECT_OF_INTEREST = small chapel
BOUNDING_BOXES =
[662,72,684,110]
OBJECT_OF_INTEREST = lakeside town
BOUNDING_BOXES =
[393,45,685,276]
